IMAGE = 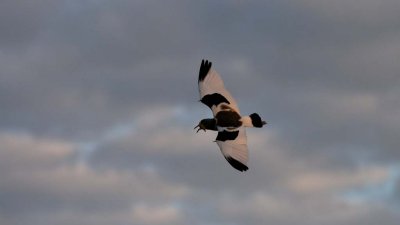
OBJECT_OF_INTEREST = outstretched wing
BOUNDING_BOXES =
[216,127,248,172]
[198,60,240,116]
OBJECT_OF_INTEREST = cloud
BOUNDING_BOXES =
[0,132,75,172]
[297,0,400,25]
[132,204,184,225]
[287,165,390,194]
[0,0,60,48]
[0,131,190,224]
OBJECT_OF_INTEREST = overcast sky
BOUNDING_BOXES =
[1,0,400,225]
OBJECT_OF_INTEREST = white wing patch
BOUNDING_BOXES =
[198,60,240,115]
[216,127,248,172]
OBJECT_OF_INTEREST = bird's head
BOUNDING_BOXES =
[194,118,217,133]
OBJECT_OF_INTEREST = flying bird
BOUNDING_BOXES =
[195,59,267,172]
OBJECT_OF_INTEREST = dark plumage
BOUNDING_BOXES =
[200,93,230,108]
[226,156,249,172]
[198,60,212,82]
[215,110,242,128]
[216,130,239,141]
[249,113,266,128]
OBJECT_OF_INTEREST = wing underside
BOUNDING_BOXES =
[198,60,240,116]
[216,127,248,172]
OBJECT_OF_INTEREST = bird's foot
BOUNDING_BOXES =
[194,125,206,133]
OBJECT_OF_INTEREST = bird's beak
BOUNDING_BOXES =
[194,124,206,133]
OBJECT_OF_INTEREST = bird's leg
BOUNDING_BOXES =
[194,124,206,133]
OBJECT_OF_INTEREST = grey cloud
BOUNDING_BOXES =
[296,0,400,25]
[0,0,201,139]
[0,0,60,49]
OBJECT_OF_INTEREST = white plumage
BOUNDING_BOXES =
[198,68,241,115]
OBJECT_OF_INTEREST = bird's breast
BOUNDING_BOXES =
[215,110,242,128]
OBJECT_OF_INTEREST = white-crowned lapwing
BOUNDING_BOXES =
[195,59,267,172]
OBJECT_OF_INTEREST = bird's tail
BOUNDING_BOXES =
[241,113,267,128]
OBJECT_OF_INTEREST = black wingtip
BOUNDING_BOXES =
[198,59,212,82]
[226,157,249,172]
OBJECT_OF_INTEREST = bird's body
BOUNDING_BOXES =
[215,106,242,128]
[195,59,267,172]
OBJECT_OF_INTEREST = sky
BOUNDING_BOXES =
[1,0,400,224]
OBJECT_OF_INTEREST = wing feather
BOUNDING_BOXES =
[198,60,240,115]
[216,127,248,172]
